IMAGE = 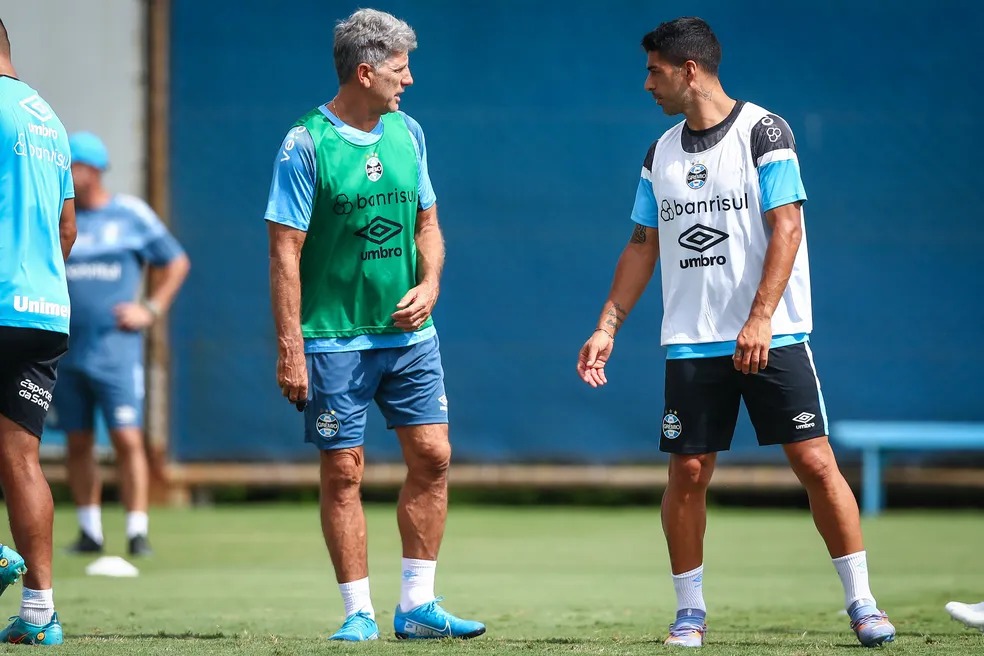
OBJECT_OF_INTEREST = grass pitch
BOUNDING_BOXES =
[0,504,981,654]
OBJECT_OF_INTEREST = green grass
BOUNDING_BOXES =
[0,504,981,654]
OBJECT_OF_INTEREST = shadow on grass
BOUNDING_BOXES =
[72,631,228,640]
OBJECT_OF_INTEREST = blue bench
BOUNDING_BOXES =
[830,421,984,516]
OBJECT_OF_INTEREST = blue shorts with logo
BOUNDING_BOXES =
[51,362,145,432]
[304,335,448,450]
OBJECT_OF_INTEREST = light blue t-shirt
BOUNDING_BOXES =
[61,194,185,371]
[264,107,438,353]
[0,76,74,334]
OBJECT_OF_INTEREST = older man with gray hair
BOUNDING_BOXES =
[264,8,484,642]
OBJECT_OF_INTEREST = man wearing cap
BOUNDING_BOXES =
[53,131,190,557]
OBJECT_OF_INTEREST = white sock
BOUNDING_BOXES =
[672,565,706,613]
[20,588,54,626]
[400,558,437,612]
[833,551,875,609]
[339,577,374,619]
[126,511,149,539]
[76,505,103,543]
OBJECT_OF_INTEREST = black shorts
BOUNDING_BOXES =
[0,326,68,439]
[660,342,828,454]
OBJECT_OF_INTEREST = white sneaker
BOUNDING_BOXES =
[945,601,984,631]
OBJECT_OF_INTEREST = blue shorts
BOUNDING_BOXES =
[51,362,145,432]
[304,336,448,450]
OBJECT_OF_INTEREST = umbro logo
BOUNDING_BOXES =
[354,216,403,245]
[678,224,728,253]
[19,94,53,122]
[793,412,816,429]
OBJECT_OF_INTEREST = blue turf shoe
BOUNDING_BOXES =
[328,611,379,641]
[849,600,896,647]
[393,597,486,639]
[664,608,706,647]
[0,545,26,597]
[0,613,63,645]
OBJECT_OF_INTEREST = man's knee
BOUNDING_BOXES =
[668,453,714,491]
[787,438,838,485]
[0,414,41,461]
[407,439,451,481]
[0,415,43,485]
[110,429,145,458]
[320,449,364,497]
[66,432,95,459]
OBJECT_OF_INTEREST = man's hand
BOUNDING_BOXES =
[277,348,308,404]
[577,330,614,388]
[114,302,155,331]
[734,315,772,374]
[392,281,439,331]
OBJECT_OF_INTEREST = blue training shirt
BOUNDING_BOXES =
[264,107,437,353]
[61,194,184,371]
[0,76,74,334]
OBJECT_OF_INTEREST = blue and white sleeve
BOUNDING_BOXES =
[400,113,436,210]
[263,126,316,231]
[113,195,184,266]
[751,114,807,212]
[142,230,185,266]
[630,140,659,228]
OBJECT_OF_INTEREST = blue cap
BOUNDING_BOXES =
[69,131,109,170]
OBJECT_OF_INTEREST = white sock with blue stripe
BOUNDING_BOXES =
[672,565,706,615]
[833,551,875,611]
[400,558,437,612]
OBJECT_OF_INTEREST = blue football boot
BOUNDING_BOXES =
[0,613,63,645]
[328,611,379,641]
[393,597,485,639]
[0,545,26,597]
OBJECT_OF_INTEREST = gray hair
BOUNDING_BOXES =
[333,9,417,84]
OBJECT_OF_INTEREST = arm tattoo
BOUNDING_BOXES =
[604,302,628,331]
[630,224,647,244]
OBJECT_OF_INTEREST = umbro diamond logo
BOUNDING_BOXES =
[678,224,728,253]
[792,412,816,430]
[354,216,403,245]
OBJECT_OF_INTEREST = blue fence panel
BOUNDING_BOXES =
[168,0,983,463]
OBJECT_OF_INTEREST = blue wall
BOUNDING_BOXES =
[168,0,983,463]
